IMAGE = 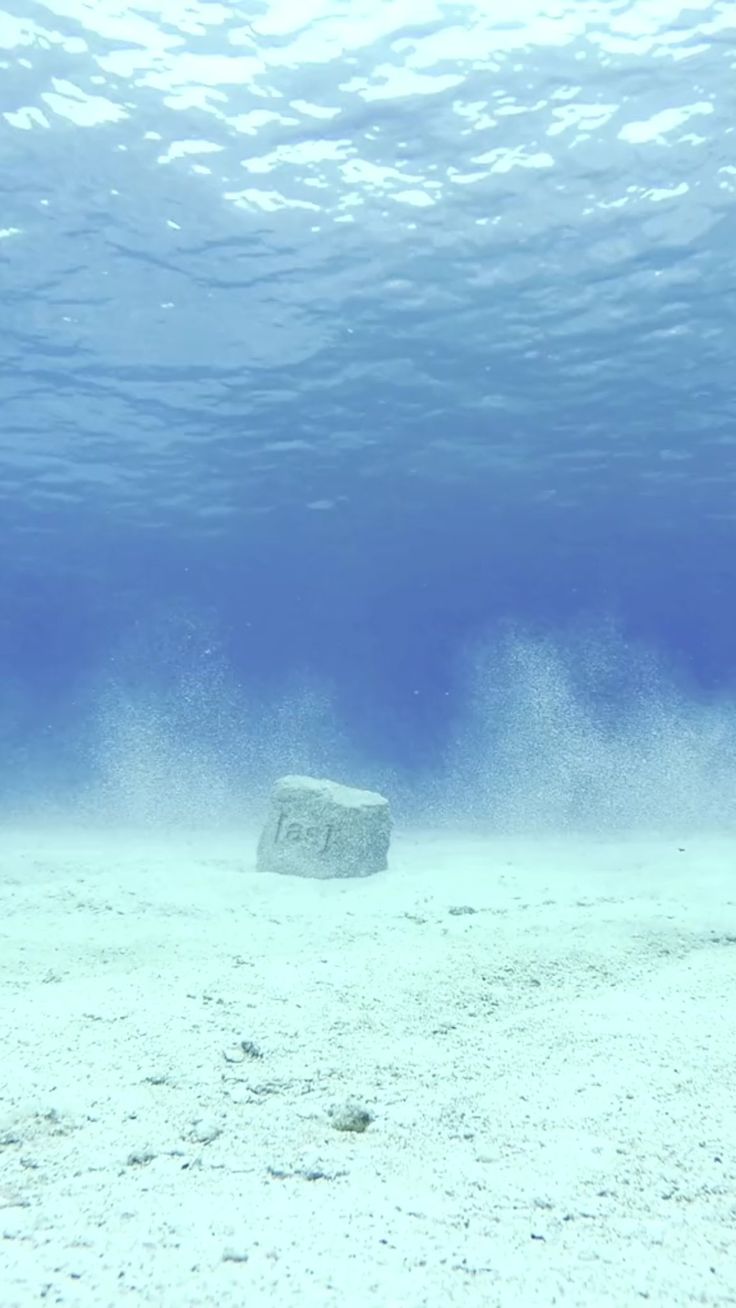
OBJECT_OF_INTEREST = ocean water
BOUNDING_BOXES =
[2,0,736,834]
[4,11,736,1303]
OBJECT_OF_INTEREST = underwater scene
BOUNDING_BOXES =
[1,2,734,1306]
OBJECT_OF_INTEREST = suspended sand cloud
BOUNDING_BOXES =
[442,624,736,836]
[84,618,736,836]
[78,616,353,829]
[3,613,735,837]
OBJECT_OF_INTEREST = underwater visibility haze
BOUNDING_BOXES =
[4,9,736,1304]
[1,0,736,831]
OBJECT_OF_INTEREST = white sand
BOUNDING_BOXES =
[1,827,735,1307]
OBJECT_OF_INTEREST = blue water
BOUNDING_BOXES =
[2,0,736,830]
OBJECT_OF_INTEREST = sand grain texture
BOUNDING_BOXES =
[1,829,734,1307]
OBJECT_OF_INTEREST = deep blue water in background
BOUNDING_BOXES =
[2,0,736,829]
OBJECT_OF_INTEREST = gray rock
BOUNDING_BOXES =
[328,1102,374,1133]
[257,775,391,879]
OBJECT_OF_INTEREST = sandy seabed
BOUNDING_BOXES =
[1,826,734,1308]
